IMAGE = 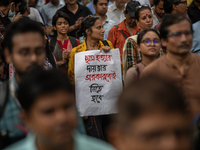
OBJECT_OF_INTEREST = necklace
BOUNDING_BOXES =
[141,62,146,67]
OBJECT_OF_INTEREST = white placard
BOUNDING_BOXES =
[75,49,123,116]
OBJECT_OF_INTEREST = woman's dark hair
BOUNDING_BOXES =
[52,11,70,26]
[52,11,70,36]
[76,15,100,38]
[18,69,73,112]
[37,22,57,69]
[137,29,160,45]
[135,5,151,21]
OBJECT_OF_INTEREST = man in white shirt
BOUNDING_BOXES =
[106,0,127,24]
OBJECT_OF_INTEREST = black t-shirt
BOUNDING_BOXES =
[57,3,92,38]
[188,1,200,24]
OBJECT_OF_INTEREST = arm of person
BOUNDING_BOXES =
[68,48,76,85]
[57,50,68,66]
[124,67,138,88]
[107,27,117,48]
[68,18,82,33]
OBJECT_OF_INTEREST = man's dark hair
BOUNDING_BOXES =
[52,11,70,26]
[18,69,73,112]
[0,0,12,7]
[76,15,100,38]
[93,0,109,6]
[164,0,181,14]
[117,75,189,128]
[13,0,22,6]
[135,5,151,21]
[159,14,192,40]
[137,29,160,45]
[18,0,27,14]
[153,0,164,6]
[3,18,44,53]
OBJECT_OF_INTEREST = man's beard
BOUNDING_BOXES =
[129,21,137,28]
[16,64,43,79]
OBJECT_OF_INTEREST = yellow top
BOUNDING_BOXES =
[68,40,114,85]
[187,0,193,5]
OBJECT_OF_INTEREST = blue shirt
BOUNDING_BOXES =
[86,1,113,14]
[41,1,64,25]
[4,132,116,150]
[103,17,116,40]
[0,77,26,138]
[190,21,200,55]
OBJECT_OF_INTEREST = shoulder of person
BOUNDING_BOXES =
[3,134,35,150]
[75,133,116,150]
[141,56,165,78]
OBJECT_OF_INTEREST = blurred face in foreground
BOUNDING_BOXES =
[22,90,77,149]
[115,111,191,150]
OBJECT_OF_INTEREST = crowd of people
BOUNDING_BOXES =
[0,0,200,149]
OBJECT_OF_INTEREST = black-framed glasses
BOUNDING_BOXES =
[166,30,193,40]
[142,39,161,47]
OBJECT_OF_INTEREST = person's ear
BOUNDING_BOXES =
[137,44,141,52]
[4,48,12,64]
[172,4,178,11]
[93,4,97,10]
[9,2,15,12]
[161,38,167,47]
[136,19,139,26]
[53,26,57,31]
[86,29,91,35]
[20,110,33,130]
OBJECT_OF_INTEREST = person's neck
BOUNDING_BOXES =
[166,52,191,74]
[141,55,157,66]
[0,6,9,16]
[57,34,69,44]
[194,1,200,9]
[51,1,59,7]
[116,4,124,12]
[67,3,78,14]
[95,13,107,23]
[86,38,99,50]
[125,20,136,36]
[153,7,163,22]
[36,136,74,150]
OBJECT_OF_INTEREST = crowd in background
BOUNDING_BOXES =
[0,0,200,149]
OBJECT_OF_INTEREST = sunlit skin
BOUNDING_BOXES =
[136,9,153,30]
[21,90,77,150]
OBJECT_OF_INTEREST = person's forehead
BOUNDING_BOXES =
[12,32,44,48]
[97,0,108,4]
[167,20,191,32]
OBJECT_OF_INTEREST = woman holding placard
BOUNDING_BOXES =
[68,15,115,141]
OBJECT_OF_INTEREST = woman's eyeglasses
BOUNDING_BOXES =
[142,39,161,47]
